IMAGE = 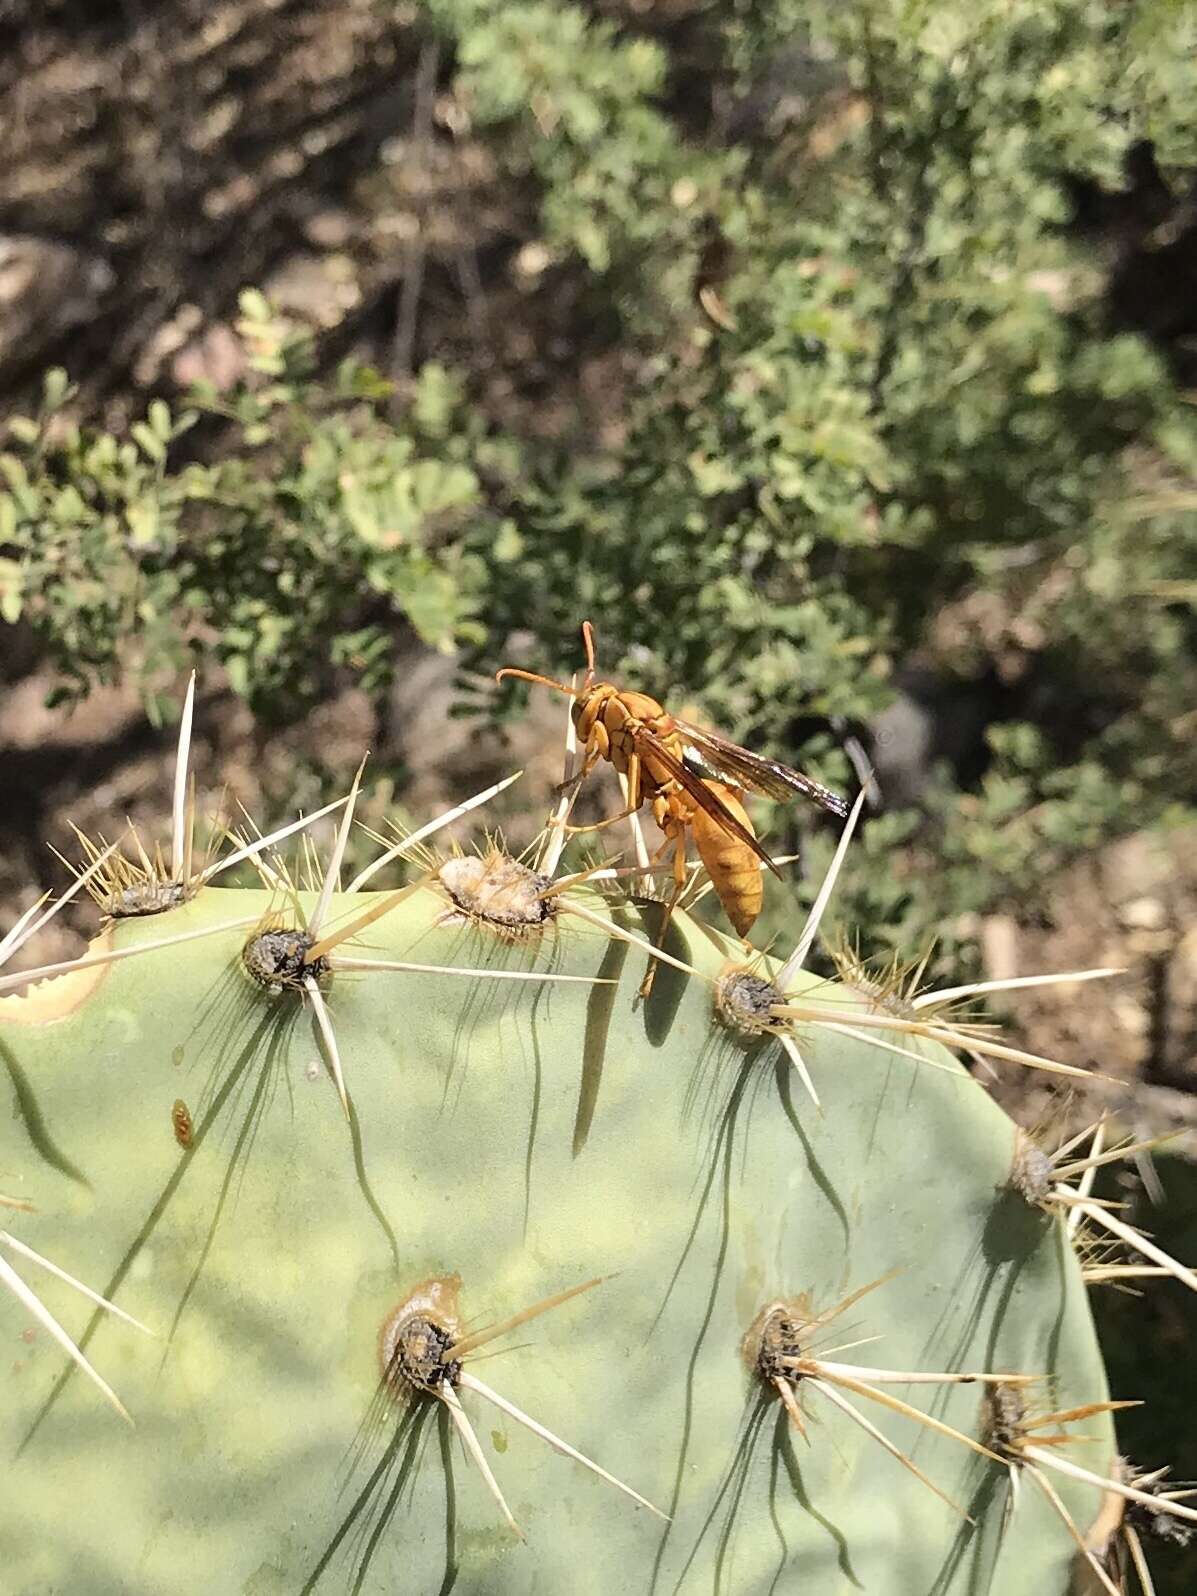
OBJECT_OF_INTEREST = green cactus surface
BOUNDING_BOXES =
[0,869,1119,1596]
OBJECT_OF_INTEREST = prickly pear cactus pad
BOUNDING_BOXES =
[1,875,1122,1596]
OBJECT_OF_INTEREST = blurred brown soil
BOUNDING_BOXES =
[0,0,633,442]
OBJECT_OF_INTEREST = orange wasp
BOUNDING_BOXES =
[496,623,849,977]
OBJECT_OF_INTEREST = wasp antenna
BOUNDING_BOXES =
[494,666,579,698]
[580,620,598,688]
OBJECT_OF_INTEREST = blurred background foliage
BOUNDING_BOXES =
[2,0,1197,1583]
[3,0,1195,974]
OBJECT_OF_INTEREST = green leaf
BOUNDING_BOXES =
[126,498,161,549]
[149,400,173,443]
[42,368,72,411]
[6,417,40,447]
[0,557,23,624]
[131,423,166,464]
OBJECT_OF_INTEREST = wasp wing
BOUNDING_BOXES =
[628,725,783,878]
[671,719,850,819]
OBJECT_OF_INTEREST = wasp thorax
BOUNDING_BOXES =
[438,851,555,938]
[716,966,783,1037]
[983,1381,1028,1460]
[242,927,328,991]
[1009,1132,1056,1208]
[743,1300,807,1387]
[379,1276,463,1397]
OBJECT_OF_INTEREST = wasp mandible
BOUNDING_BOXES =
[496,624,849,973]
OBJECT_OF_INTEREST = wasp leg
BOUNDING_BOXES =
[637,825,690,999]
[624,750,641,813]
[563,806,644,836]
[562,727,641,834]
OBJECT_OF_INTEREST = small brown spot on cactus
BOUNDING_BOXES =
[242,926,329,992]
[437,850,556,938]
[171,1099,194,1149]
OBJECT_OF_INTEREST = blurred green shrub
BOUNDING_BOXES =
[1,0,1195,970]
[0,295,519,723]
